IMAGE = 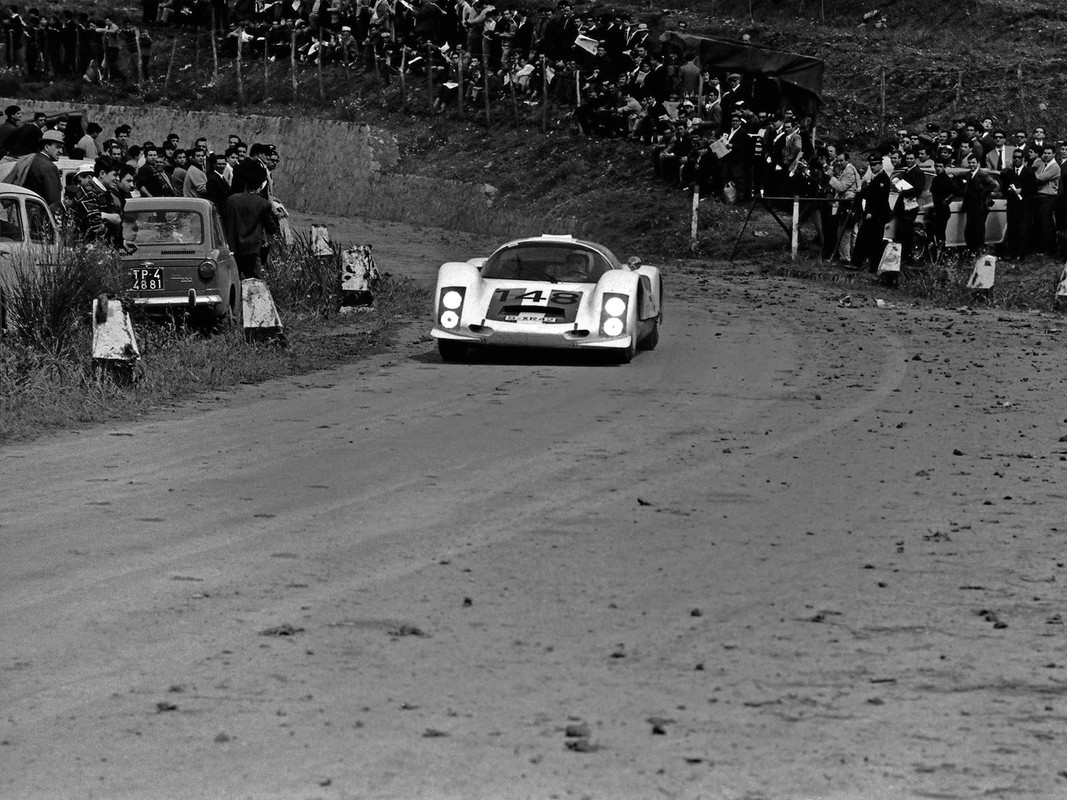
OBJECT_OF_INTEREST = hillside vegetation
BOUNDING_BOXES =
[10,0,1067,255]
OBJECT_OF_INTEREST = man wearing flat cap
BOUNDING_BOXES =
[21,128,64,212]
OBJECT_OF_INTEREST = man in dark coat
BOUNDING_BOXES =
[0,104,22,157]
[852,153,893,272]
[21,128,64,212]
[999,148,1036,260]
[891,149,926,264]
[956,153,1000,255]
[223,160,279,280]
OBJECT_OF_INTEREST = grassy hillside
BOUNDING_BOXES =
[8,0,1067,256]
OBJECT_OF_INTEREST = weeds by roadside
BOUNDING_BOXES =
[0,240,431,444]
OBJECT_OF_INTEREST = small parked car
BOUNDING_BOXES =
[0,182,60,331]
[121,197,241,326]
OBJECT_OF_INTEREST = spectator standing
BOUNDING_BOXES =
[852,153,892,272]
[985,130,1011,172]
[928,158,955,256]
[204,153,230,212]
[135,143,175,197]
[827,149,860,261]
[21,129,64,212]
[183,147,209,198]
[957,153,999,255]
[9,111,46,157]
[223,160,279,280]
[68,157,123,244]
[76,122,103,159]
[999,148,1035,260]
[892,149,926,264]
[0,104,22,157]
[1032,145,1060,257]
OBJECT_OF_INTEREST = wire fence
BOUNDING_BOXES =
[828,60,1067,144]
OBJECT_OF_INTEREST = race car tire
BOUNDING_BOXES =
[639,319,659,351]
[615,335,637,364]
[438,339,468,362]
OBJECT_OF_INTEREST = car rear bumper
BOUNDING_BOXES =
[133,292,225,309]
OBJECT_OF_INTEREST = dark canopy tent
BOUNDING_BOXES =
[660,31,825,118]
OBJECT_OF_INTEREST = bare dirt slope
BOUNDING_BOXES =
[2,259,1066,799]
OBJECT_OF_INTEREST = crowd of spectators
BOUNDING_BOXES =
[3,0,1063,272]
[0,104,284,276]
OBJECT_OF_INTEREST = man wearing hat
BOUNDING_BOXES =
[68,156,124,245]
[0,104,22,158]
[720,72,744,130]
[21,128,64,212]
[851,153,893,272]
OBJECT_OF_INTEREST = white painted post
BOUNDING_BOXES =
[690,187,700,251]
[791,197,800,260]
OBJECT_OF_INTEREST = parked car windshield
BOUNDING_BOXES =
[0,198,25,242]
[123,210,205,245]
[481,243,614,283]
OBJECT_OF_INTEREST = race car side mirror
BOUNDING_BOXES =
[627,256,642,270]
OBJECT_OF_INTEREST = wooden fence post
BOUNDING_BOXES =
[290,29,298,102]
[194,24,200,83]
[457,53,464,114]
[164,31,178,91]
[236,27,244,104]
[317,27,325,102]
[508,63,518,127]
[541,54,548,132]
[426,42,435,116]
[211,9,219,85]
[263,29,269,101]
[133,27,144,89]
[879,65,886,137]
[481,36,490,127]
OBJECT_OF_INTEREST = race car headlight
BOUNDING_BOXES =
[604,296,626,317]
[438,286,465,329]
[600,292,628,336]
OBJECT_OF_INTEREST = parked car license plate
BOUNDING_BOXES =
[131,267,163,291]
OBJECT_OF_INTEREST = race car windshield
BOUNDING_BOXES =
[481,244,613,283]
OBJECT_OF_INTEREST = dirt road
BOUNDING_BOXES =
[2,236,1066,799]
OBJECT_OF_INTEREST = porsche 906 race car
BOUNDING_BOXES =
[431,234,662,363]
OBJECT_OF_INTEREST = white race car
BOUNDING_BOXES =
[431,234,662,363]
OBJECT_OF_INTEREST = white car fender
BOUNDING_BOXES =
[634,265,662,322]
[595,269,642,329]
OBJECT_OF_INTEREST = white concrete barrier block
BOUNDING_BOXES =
[340,245,380,310]
[1057,264,1067,298]
[242,278,283,329]
[967,255,996,290]
[91,298,140,361]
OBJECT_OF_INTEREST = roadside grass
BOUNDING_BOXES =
[0,249,430,443]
